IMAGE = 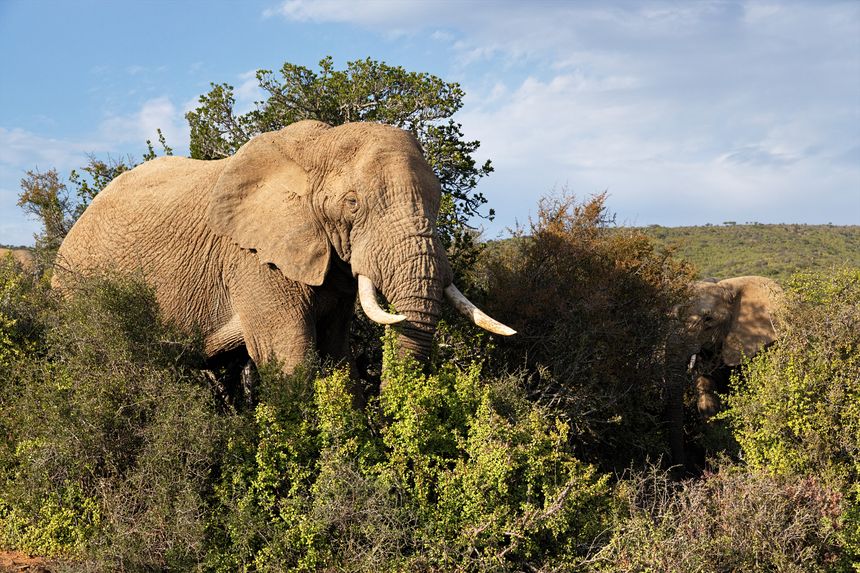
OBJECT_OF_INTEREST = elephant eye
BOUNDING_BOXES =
[344,193,359,212]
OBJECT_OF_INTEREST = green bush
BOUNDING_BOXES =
[0,272,225,570]
[4,246,856,570]
[726,267,860,567]
[206,334,614,571]
[1,269,614,570]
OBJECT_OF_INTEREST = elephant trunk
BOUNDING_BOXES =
[384,250,446,364]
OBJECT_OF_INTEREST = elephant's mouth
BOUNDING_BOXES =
[356,274,516,336]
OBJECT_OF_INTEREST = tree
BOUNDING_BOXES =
[17,168,75,255]
[185,56,493,256]
[475,192,696,473]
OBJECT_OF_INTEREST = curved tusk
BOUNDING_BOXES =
[358,275,407,325]
[444,284,517,336]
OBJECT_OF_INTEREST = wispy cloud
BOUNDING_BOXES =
[721,146,800,168]
[0,127,91,172]
[234,70,265,115]
[263,0,435,26]
[98,96,190,151]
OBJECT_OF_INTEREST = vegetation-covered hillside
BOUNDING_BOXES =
[636,224,860,281]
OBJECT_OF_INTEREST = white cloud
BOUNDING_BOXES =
[0,95,195,245]
[0,130,92,245]
[235,70,264,115]
[742,2,782,24]
[264,0,435,27]
[0,127,90,171]
[459,65,860,234]
[98,96,190,151]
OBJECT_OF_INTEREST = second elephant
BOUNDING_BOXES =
[682,275,783,418]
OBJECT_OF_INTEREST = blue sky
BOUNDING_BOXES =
[1,0,858,246]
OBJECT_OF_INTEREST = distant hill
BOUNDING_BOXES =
[634,224,860,282]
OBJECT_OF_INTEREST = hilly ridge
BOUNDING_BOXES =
[635,224,860,281]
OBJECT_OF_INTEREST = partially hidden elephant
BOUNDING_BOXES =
[681,276,783,418]
[664,275,782,471]
[53,120,514,374]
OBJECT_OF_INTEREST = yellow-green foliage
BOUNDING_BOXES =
[639,223,860,281]
[727,268,860,478]
[726,267,860,568]
[0,487,100,558]
[207,333,613,572]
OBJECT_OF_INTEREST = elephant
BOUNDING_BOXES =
[682,275,783,418]
[665,275,782,471]
[53,120,514,380]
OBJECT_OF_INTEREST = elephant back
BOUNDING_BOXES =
[720,276,783,366]
[55,157,226,284]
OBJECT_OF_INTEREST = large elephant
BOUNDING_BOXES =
[53,120,513,375]
[665,275,782,471]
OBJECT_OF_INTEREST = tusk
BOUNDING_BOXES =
[358,275,407,325]
[688,354,698,372]
[444,284,517,336]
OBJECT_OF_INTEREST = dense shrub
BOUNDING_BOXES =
[0,253,45,365]
[726,267,860,566]
[3,225,857,571]
[476,192,696,472]
[206,334,614,571]
[0,268,614,571]
[592,463,847,572]
[0,271,225,570]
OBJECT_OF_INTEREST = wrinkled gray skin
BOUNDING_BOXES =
[667,276,782,469]
[54,121,453,370]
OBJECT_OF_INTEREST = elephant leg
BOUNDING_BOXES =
[227,266,318,372]
[204,314,244,356]
[239,310,316,372]
[240,358,259,406]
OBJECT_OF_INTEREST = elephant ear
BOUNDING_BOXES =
[721,277,782,366]
[207,121,332,286]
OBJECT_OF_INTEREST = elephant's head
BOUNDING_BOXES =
[206,120,513,361]
[681,276,782,367]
